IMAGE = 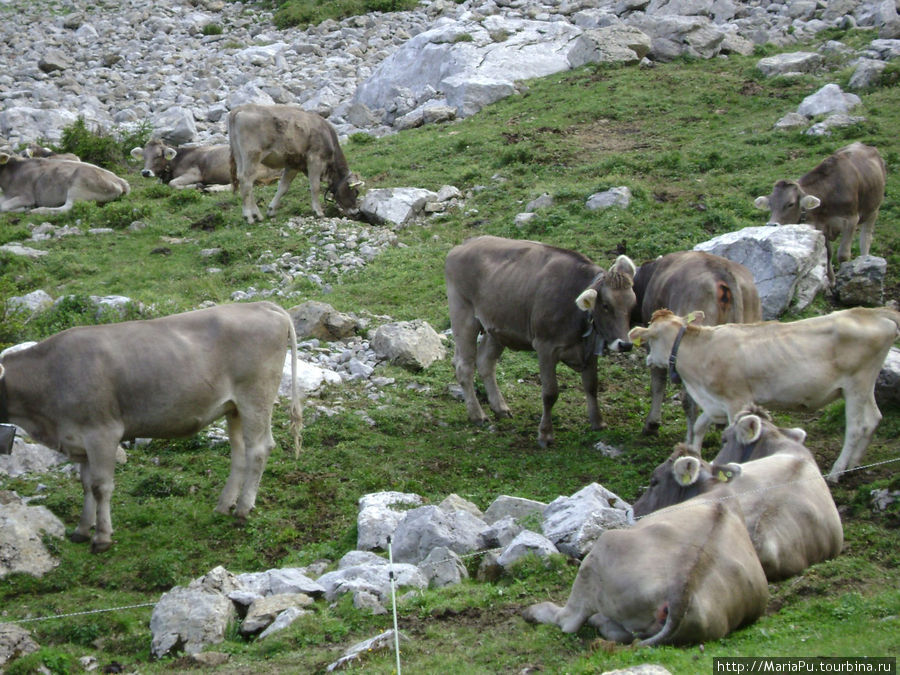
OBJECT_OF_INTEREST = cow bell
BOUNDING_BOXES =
[0,424,15,455]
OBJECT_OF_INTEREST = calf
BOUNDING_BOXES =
[628,306,900,481]
[524,480,768,644]
[632,251,761,437]
[754,142,885,284]
[634,436,843,581]
[0,302,302,553]
[0,153,129,213]
[445,235,636,447]
[228,104,361,222]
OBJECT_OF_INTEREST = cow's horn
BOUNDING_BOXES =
[575,288,597,311]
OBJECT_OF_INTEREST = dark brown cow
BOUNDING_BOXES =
[634,434,843,581]
[754,142,886,284]
[445,235,636,447]
[228,104,361,222]
[524,478,768,643]
[0,302,302,553]
[631,251,761,437]
[0,153,129,213]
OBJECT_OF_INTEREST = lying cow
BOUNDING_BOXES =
[22,144,81,161]
[130,139,282,190]
[754,142,886,284]
[523,477,768,644]
[228,104,361,222]
[0,301,302,553]
[628,306,900,481]
[445,235,636,447]
[0,153,129,213]
[631,251,761,438]
[634,436,843,581]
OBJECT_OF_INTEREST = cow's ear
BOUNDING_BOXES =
[164,147,178,161]
[712,462,741,483]
[627,325,646,346]
[575,288,597,311]
[753,195,770,210]
[783,427,807,445]
[0,153,11,165]
[672,456,701,486]
[800,195,821,211]
[23,147,35,158]
[611,254,636,279]
[130,147,144,159]
[735,414,763,444]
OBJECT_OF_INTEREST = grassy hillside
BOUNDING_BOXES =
[0,27,898,674]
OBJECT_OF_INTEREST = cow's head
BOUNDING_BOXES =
[574,254,637,353]
[754,180,821,226]
[628,309,704,370]
[716,406,808,464]
[632,443,741,517]
[131,140,176,179]
[329,172,363,215]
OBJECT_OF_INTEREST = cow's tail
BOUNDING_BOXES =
[714,276,739,324]
[287,318,303,459]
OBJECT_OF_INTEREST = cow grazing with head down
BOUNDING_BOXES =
[0,153,129,213]
[634,433,843,581]
[523,478,768,644]
[0,301,302,553]
[631,250,761,438]
[445,235,636,447]
[754,142,885,284]
[228,104,361,222]
[627,306,900,482]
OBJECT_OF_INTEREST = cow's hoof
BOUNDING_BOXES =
[642,422,660,436]
[214,504,234,516]
[90,540,112,554]
[69,531,91,544]
[538,437,554,449]
[493,410,512,420]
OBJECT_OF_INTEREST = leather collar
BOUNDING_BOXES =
[668,324,688,385]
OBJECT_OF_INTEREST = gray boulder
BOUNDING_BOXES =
[390,504,487,564]
[0,623,39,670]
[586,186,632,211]
[0,493,66,579]
[694,225,828,319]
[418,546,469,588]
[0,437,68,478]
[797,83,862,117]
[876,347,900,407]
[541,483,631,558]
[370,320,446,371]
[356,491,424,551]
[316,551,426,601]
[150,106,198,145]
[289,301,360,341]
[482,495,547,525]
[756,52,823,76]
[497,530,560,569]
[359,187,439,226]
[833,255,887,307]
[240,594,314,635]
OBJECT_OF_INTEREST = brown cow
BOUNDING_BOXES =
[0,153,129,213]
[22,144,81,161]
[523,477,768,644]
[754,142,886,284]
[445,235,636,447]
[227,104,361,222]
[634,433,843,581]
[0,302,302,553]
[631,251,761,437]
[628,307,900,482]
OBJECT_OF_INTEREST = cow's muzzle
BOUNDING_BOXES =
[0,424,15,455]
[608,339,633,353]
[141,169,154,178]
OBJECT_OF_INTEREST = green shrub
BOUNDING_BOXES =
[202,22,223,35]
[58,118,152,169]
[272,0,418,28]
[4,648,78,675]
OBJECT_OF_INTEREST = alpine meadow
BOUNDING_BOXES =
[1,22,899,675]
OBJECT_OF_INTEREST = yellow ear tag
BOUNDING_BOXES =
[679,472,693,486]
[717,470,732,482]
[685,311,697,324]
[632,336,642,348]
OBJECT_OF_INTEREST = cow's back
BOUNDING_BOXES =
[229,104,343,169]
[800,142,886,219]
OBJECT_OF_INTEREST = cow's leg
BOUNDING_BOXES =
[217,409,252,515]
[858,210,878,257]
[536,351,560,447]
[232,409,276,520]
[267,168,298,219]
[70,461,96,544]
[30,196,76,214]
[81,433,120,553]
[580,360,604,431]
[306,158,326,217]
[688,410,714,450]
[237,157,264,223]
[828,393,882,483]
[0,196,35,212]
[682,391,699,439]
[642,365,668,435]
[448,294,488,424]
[477,333,511,419]
[834,216,858,264]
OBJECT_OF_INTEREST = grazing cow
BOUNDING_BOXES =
[523,479,768,644]
[22,144,81,161]
[228,104,361,222]
[754,142,886,284]
[634,436,843,581]
[0,153,129,213]
[631,251,761,437]
[628,307,900,482]
[0,302,302,553]
[445,235,636,447]
[130,140,282,190]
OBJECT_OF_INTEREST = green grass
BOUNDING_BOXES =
[1,27,899,675]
